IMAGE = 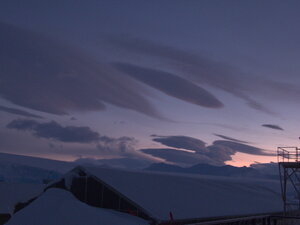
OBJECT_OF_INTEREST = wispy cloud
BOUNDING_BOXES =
[6,119,100,143]
[0,22,162,118]
[213,134,249,144]
[212,140,274,156]
[262,124,284,131]
[151,135,206,152]
[113,63,224,108]
[141,135,274,166]
[6,119,141,158]
[141,148,218,166]
[107,36,299,115]
[3,22,286,119]
[0,105,43,119]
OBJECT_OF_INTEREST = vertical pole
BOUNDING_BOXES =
[298,167,300,211]
[101,184,104,207]
[283,168,287,214]
[85,175,88,203]
[267,217,270,225]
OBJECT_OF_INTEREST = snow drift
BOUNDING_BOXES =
[6,188,149,225]
[0,183,44,214]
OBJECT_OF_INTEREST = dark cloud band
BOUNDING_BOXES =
[113,63,224,109]
[0,105,43,119]
[141,148,218,166]
[0,22,161,118]
[262,124,284,131]
[6,119,138,156]
[141,135,274,166]
[151,135,206,152]
[107,36,293,115]
[6,119,100,143]
[213,134,249,144]
[212,140,274,156]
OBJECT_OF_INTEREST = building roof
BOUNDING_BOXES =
[62,166,283,221]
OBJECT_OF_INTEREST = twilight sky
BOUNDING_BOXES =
[0,0,300,168]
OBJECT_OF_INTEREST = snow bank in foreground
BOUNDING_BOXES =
[0,182,44,214]
[6,188,149,225]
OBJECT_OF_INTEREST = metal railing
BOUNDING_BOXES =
[182,214,300,225]
[277,147,300,162]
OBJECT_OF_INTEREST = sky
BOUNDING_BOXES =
[0,0,300,168]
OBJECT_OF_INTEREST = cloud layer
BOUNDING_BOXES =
[213,134,249,144]
[107,36,269,113]
[4,22,289,119]
[0,22,161,118]
[212,140,274,156]
[113,63,223,108]
[0,105,43,119]
[151,135,206,152]
[141,148,217,165]
[6,119,140,158]
[108,36,300,115]
[7,119,100,143]
[141,135,274,166]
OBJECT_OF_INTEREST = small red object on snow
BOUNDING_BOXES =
[127,208,137,216]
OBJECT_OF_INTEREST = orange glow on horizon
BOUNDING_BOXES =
[226,152,277,167]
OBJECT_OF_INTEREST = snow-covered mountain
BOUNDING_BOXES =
[0,152,279,183]
[145,163,278,179]
[0,161,61,184]
[0,153,75,219]
[0,152,74,184]
[0,152,73,173]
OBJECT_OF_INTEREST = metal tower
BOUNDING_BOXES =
[278,146,300,214]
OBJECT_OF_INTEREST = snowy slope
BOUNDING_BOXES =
[0,160,61,183]
[0,183,44,214]
[77,167,283,221]
[145,163,278,179]
[0,153,69,214]
[0,152,71,184]
[6,188,149,225]
[0,152,73,173]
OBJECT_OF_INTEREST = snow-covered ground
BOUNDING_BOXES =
[72,166,284,220]
[0,182,44,214]
[6,188,149,225]
[0,153,287,223]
